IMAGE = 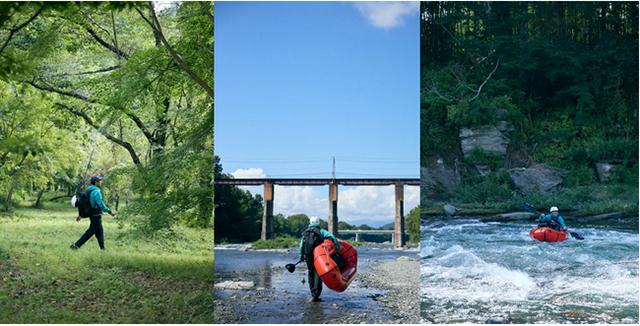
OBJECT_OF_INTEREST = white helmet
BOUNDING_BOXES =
[550,206,559,212]
[310,216,319,224]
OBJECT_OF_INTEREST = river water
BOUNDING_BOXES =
[215,243,419,324]
[420,218,639,323]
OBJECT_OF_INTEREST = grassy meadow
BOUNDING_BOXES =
[0,202,214,323]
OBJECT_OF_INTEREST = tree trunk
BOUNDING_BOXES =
[5,179,15,208]
[34,187,46,208]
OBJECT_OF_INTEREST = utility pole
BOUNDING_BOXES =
[332,156,335,179]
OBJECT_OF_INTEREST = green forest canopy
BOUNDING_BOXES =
[421,1,638,169]
[0,2,213,231]
[420,2,639,208]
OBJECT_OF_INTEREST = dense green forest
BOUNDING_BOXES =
[421,2,638,214]
[0,3,214,322]
[0,1,214,230]
[215,156,420,244]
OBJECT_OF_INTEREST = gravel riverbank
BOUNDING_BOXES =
[214,256,419,324]
[355,259,420,324]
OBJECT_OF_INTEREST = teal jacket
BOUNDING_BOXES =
[539,213,566,228]
[298,223,340,261]
[88,185,111,217]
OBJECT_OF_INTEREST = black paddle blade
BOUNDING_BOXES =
[523,202,540,214]
[285,264,296,273]
[570,231,585,240]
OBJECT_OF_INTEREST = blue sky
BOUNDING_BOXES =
[215,1,419,226]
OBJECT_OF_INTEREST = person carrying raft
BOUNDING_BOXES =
[298,216,344,301]
[538,206,567,232]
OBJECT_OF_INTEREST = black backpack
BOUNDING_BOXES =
[302,227,322,259]
[76,189,99,218]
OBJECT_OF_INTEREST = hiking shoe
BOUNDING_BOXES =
[70,244,79,250]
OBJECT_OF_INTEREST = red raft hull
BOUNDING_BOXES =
[529,227,568,242]
[313,239,358,292]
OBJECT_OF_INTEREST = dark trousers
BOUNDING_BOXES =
[75,216,104,249]
[305,257,322,300]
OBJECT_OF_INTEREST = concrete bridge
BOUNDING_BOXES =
[214,178,419,248]
[338,229,410,243]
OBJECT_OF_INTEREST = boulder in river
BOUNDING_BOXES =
[215,280,255,290]
[444,204,457,217]
[509,164,568,194]
[595,162,618,182]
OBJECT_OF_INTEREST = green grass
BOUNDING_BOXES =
[0,203,214,323]
[250,236,299,249]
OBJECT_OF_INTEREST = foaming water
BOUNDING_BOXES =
[420,219,639,323]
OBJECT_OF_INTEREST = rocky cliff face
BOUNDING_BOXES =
[459,120,515,176]
[421,155,461,200]
[508,164,569,194]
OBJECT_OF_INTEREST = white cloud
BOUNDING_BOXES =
[274,186,327,218]
[338,185,419,222]
[231,168,266,193]
[354,1,420,29]
[231,168,266,179]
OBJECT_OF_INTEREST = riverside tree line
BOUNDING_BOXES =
[421,2,638,213]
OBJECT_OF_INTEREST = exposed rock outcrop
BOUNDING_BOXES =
[459,122,514,158]
[595,162,618,182]
[421,156,461,200]
[509,164,568,194]
[460,121,515,176]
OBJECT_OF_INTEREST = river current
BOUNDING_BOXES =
[420,218,639,323]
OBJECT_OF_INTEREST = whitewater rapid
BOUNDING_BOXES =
[420,219,639,323]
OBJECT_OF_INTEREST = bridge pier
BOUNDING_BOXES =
[394,183,405,248]
[328,181,338,238]
[261,181,275,240]
[355,233,361,242]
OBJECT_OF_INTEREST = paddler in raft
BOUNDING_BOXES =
[299,216,345,301]
[538,206,567,232]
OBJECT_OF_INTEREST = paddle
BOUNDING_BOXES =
[285,260,303,273]
[523,202,584,240]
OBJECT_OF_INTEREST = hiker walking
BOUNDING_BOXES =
[298,216,341,301]
[71,176,114,250]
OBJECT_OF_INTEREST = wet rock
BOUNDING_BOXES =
[396,256,419,262]
[215,280,254,290]
[509,164,568,194]
[595,162,618,182]
[444,204,457,217]
[485,316,512,324]
[580,212,633,222]
[482,212,537,222]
